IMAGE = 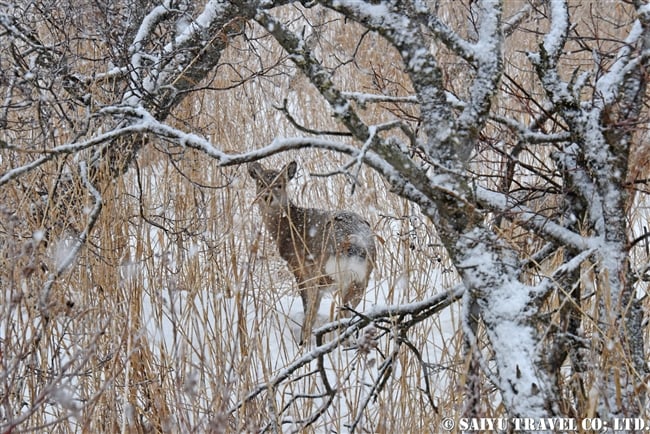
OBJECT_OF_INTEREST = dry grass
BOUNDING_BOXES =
[1,1,650,433]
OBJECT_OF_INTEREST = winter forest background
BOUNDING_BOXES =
[2,0,650,432]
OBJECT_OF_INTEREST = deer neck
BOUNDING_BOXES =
[261,201,305,243]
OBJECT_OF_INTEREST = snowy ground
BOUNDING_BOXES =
[138,256,460,431]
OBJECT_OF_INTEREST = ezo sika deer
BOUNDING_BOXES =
[248,161,376,344]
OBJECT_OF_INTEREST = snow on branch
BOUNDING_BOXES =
[595,19,646,107]
[341,90,464,110]
[529,1,574,111]
[491,114,571,144]
[475,185,591,252]
[124,0,174,104]
[542,0,569,63]
[130,1,172,54]
[530,247,596,301]
[456,0,502,150]
[0,123,146,187]
[554,143,605,235]
[101,104,363,164]
[424,14,476,63]
[340,91,418,106]
[503,0,544,37]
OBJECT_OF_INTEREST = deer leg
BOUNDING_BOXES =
[339,281,364,318]
[299,285,323,345]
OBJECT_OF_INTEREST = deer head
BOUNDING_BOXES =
[248,160,297,210]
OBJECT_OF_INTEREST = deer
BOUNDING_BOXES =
[248,160,376,344]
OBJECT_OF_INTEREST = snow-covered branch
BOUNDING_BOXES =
[491,114,571,144]
[340,91,418,106]
[475,185,590,252]
[542,0,570,63]
[456,0,502,157]
[0,123,146,187]
[124,0,174,105]
[503,0,545,37]
[425,14,477,63]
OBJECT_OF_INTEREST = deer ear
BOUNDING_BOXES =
[248,162,263,180]
[285,161,297,180]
